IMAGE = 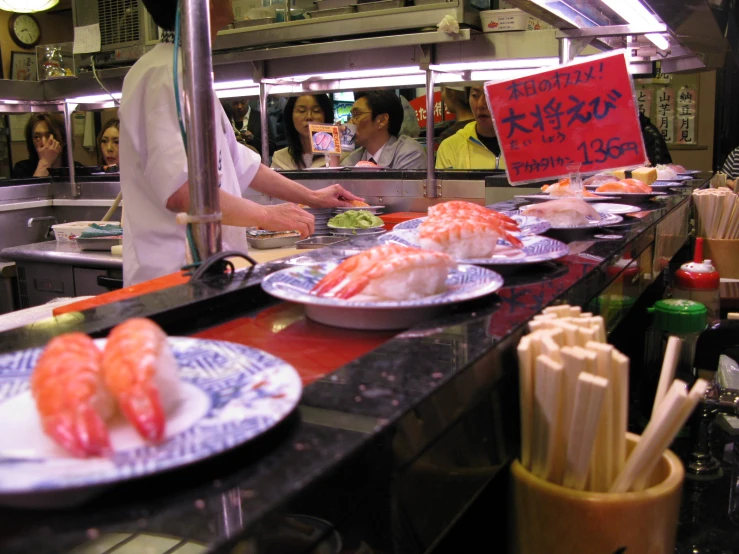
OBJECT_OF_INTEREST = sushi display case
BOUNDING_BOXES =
[0,176,712,553]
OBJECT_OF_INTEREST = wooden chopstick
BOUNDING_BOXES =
[586,342,614,491]
[517,335,534,471]
[562,372,609,490]
[652,336,682,419]
[611,350,630,484]
[534,354,565,483]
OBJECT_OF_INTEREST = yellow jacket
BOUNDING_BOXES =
[435,121,506,170]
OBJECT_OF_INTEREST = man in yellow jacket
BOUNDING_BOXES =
[435,85,506,170]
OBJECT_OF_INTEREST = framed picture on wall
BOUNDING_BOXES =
[10,52,37,81]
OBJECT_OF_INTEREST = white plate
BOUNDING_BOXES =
[588,202,642,215]
[506,208,624,229]
[646,182,685,190]
[589,191,666,202]
[378,230,569,266]
[261,262,504,330]
[676,169,702,175]
[0,337,302,503]
[394,215,551,236]
[656,174,693,182]
[514,194,619,203]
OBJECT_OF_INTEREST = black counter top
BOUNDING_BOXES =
[0,240,122,270]
[0,186,710,553]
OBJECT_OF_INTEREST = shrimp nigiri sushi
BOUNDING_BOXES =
[419,214,523,259]
[32,333,115,457]
[102,318,181,443]
[311,244,454,300]
[520,198,600,227]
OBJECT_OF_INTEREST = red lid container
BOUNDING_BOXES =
[675,238,720,290]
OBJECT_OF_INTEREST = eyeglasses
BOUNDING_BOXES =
[350,109,372,120]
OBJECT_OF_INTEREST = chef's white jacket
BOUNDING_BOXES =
[119,43,261,286]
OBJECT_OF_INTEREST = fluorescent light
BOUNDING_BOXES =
[66,93,121,104]
[430,57,559,73]
[213,79,256,91]
[215,87,260,98]
[599,0,670,51]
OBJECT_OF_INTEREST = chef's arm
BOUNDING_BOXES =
[248,165,363,208]
[165,181,315,237]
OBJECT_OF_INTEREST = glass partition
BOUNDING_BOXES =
[69,107,120,171]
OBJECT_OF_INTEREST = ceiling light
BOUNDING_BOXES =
[0,0,59,12]
[213,79,256,91]
[430,58,560,73]
[215,87,260,99]
[598,0,670,51]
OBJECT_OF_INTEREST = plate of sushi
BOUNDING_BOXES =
[378,204,569,266]
[0,318,302,505]
[393,201,551,236]
[507,198,623,229]
[261,244,504,330]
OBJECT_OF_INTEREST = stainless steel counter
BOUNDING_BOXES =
[0,241,122,270]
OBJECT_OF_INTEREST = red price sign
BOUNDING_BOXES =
[484,52,647,185]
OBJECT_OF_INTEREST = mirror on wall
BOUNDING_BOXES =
[3,108,119,180]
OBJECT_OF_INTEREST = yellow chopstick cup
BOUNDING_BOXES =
[511,433,684,554]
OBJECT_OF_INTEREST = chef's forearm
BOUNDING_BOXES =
[247,164,315,205]
[166,182,267,227]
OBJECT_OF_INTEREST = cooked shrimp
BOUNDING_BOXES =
[311,244,454,300]
[419,214,523,259]
[32,333,114,457]
[102,318,181,443]
[428,201,518,228]
[595,181,641,194]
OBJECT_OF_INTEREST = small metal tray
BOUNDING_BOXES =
[357,0,404,11]
[296,236,349,249]
[246,231,301,249]
[308,5,357,17]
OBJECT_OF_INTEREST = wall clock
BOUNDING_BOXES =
[9,13,42,49]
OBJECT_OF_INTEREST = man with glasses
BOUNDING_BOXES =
[342,91,427,170]
[436,85,505,170]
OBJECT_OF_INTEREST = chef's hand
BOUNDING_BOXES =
[309,184,364,208]
[37,136,62,166]
[257,203,315,238]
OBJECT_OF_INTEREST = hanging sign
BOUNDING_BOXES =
[483,51,647,185]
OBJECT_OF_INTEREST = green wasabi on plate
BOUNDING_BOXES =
[328,210,384,229]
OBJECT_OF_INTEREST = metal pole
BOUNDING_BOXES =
[559,37,573,64]
[63,102,78,197]
[425,67,436,198]
[181,0,222,262]
[259,82,269,166]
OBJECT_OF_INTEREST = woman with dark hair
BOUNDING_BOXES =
[271,94,334,170]
[12,114,68,178]
[97,118,120,169]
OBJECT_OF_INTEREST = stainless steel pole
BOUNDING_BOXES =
[559,37,573,64]
[181,0,222,262]
[63,102,78,197]
[259,82,269,166]
[425,68,436,198]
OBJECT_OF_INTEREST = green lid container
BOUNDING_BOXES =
[647,299,707,334]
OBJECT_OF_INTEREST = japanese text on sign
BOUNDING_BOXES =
[484,52,647,184]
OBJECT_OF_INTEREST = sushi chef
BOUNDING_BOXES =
[120,0,362,286]
[436,85,506,171]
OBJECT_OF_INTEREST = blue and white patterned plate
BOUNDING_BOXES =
[393,215,550,236]
[261,262,504,329]
[503,208,624,229]
[514,194,619,203]
[378,229,569,266]
[676,169,701,176]
[0,338,302,497]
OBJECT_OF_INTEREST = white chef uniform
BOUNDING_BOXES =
[119,42,261,286]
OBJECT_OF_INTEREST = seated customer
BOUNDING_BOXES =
[272,94,334,170]
[97,118,120,170]
[12,114,69,178]
[438,85,474,142]
[341,91,427,170]
[436,86,505,170]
